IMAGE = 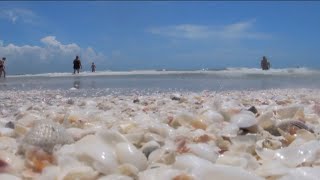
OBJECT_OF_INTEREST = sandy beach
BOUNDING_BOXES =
[1,88,320,179]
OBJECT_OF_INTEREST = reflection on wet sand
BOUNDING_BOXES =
[73,79,81,89]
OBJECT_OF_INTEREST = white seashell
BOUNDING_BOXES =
[116,163,139,179]
[97,129,129,145]
[0,127,15,137]
[58,134,119,175]
[230,112,257,128]
[19,120,74,153]
[37,166,60,180]
[138,167,187,180]
[275,105,304,119]
[57,165,99,180]
[187,143,219,163]
[148,148,176,165]
[229,134,257,153]
[256,110,275,129]
[274,140,320,167]
[0,137,18,153]
[143,132,165,145]
[219,123,239,137]
[279,167,320,180]
[199,109,224,124]
[0,150,24,174]
[66,127,95,141]
[254,160,290,178]
[173,154,263,180]
[124,132,144,146]
[116,142,148,171]
[140,141,160,158]
[0,174,21,180]
[216,152,259,170]
[98,174,133,180]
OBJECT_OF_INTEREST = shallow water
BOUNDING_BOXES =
[1,73,320,97]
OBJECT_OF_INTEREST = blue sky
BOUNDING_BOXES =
[0,1,320,74]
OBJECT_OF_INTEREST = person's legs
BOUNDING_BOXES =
[77,68,80,73]
[3,69,5,78]
[0,69,2,78]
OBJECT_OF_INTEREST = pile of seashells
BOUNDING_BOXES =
[1,88,320,179]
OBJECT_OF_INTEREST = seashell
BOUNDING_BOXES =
[230,112,257,128]
[170,94,182,101]
[172,174,194,180]
[279,167,320,180]
[115,142,148,171]
[0,150,24,174]
[0,127,15,137]
[58,165,99,180]
[148,148,176,165]
[37,166,60,180]
[116,163,139,179]
[0,137,18,153]
[229,134,257,153]
[61,134,119,175]
[275,105,303,119]
[141,141,160,158]
[173,154,263,180]
[19,120,74,153]
[187,143,219,163]
[5,121,15,129]
[14,123,29,137]
[124,132,144,146]
[256,110,275,129]
[144,132,165,145]
[98,174,133,180]
[276,120,314,134]
[0,174,21,180]
[248,106,258,115]
[199,109,224,124]
[216,152,259,170]
[138,166,186,180]
[25,148,55,172]
[219,123,239,138]
[254,160,290,178]
[274,140,320,168]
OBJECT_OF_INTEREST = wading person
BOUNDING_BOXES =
[73,56,82,74]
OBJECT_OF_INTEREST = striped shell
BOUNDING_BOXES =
[20,120,74,153]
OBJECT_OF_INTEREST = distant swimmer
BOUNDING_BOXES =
[91,62,96,72]
[261,56,271,70]
[0,57,6,78]
[73,56,82,74]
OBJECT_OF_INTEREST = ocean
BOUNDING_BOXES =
[1,67,320,97]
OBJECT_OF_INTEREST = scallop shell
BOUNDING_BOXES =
[20,120,74,153]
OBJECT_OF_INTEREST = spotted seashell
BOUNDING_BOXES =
[20,120,74,153]
[277,120,314,134]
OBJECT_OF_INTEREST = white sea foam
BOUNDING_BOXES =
[8,67,320,78]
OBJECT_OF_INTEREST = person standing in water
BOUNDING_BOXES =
[261,56,271,70]
[73,56,82,74]
[0,57,6,78]
[91,62,96,72]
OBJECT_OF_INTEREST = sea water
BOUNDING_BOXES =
[1,68,320,97]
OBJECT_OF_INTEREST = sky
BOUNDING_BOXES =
[0,1,320,74]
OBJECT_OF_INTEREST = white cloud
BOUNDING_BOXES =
[0,36,106,74]
[147,20,270,40]
[0,8,38,24]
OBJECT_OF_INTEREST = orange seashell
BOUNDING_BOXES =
[191,120,207,130]
[173,174,194,180]
[193,134,211,143]
[26,149,54,172]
